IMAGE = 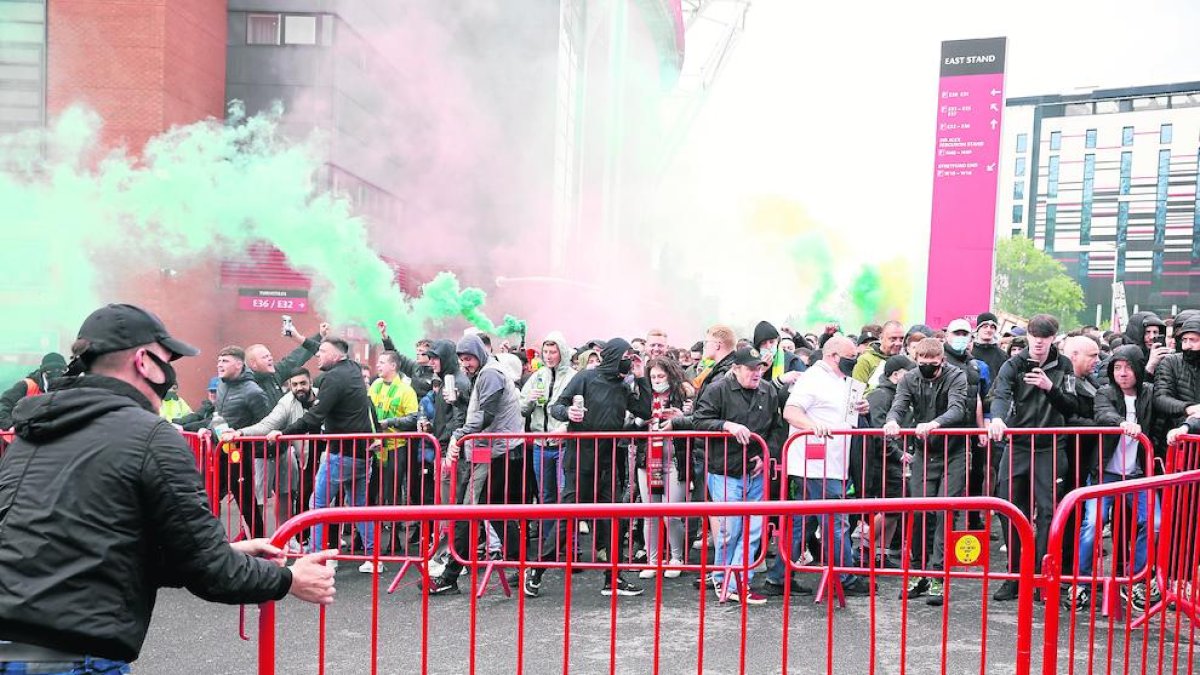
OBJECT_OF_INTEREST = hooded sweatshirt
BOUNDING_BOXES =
[452,336,524,457]
[1094,345,1154,475]
[551,338,652,463]
[520,332,575,435]
[1122,311,1166,357]
[390,339,472,449]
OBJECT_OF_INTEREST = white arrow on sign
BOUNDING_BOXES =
[990,88,1001,96]
[990,119,998,130]
[990,103,999,112]
[987,163,996,172]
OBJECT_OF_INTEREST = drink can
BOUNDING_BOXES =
[572,395,584,409]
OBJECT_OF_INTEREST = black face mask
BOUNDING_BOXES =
[1184,349,1200,366]
[618,358,633,375]
[143,350,177,401]
[919,363,940,379]
[837,356,856,377]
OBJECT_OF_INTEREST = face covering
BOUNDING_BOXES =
[919,363,939,379]
[652,381,670,394]
[837,356,856,377]
[1184,349,1200,365]
[143,350,177,400]
[948,336,970,352]
[618,358,633,375]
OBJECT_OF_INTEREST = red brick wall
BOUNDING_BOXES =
[47,0,226,152]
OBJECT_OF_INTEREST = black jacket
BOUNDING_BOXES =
[944,347,984,423]
[696,351,736,399]
[252,334,320,407]
[214,368,270,431]
[971,342,1007,409]
[1065,371,1102,481]
[0,375,291,662]
[690,373,785,477]
[551,339,651,463]
[867,380,908,462]
[989,346,1080,449]
[392,339,470,451]
[887,365,971,459]
[283,358,375,452]
[1153,351,1200,428]
[1117,311,1165,358]
[0,369,57,430]
[175,399,215,432]
[1093,353,1154,477]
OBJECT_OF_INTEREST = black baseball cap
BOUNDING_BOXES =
[75,304,199,361]
[731,347,769,367]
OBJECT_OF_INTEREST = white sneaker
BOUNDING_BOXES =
[798,550,814,567]
[639,569,657,579]
[358,561,384,574]
[664,560,682,578]
[580,522,590,535]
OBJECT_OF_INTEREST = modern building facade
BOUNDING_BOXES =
[998,82,1200,321]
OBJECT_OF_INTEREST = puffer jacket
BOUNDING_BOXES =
[214,367,270,431]
[0,375,291,662]
[1153,351,1200,427]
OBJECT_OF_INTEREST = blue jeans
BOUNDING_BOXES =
[706,472,764,592]
[0,659,129,674]
[1076,472,1160,577]
[768,478,859,585]
[532,442,563,555]
[309,453,374,555]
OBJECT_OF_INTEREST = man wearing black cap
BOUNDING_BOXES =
[0,352,66,431]
[0,303,336,671]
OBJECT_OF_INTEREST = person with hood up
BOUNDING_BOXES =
[428,338,527,595]
[211,346,271,539]
[1154,317,1200,433]
[1069,344,1160,611]
[0,304,334,671]
[752,320,805,390]
[853,321,905,388]
[0,352,66,430]
[988,314,1080,601]
[524,338,653,599]
[885,338,970,606]
[1118,311,1171,376]
[520,332,576,558]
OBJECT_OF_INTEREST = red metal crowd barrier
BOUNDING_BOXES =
[1041,465,1200,675]
[257,497,1038,675]
[445,431,773,596]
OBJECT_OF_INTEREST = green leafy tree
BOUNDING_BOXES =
[993,236,1085,324]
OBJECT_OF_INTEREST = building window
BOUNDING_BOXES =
[1119,151,1132,195]
[1045,205,1057,252]
[284,15,317,45]
[1161,123,1173,144]
[1081,154,1095,244]
[1047,156,1060,198]
[1015,133,1027,153]
[1015,157,1026,177]
[1013,180,1025,200]
[1085,129,1097,148]
[247,14,281,45]
[1012,205,1023,224]
[1049,131,1061,151]
[1122,126,1134,146]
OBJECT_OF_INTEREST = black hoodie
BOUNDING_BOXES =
[1122,311,1166,357]
[0,375,291,662]
[551,338,652,463]
[393,338,471,449]
[1093,345,1155,475]
[0,367,61,429]
[990,345,1080,450]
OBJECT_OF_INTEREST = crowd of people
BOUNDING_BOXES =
[3,307,1199,615]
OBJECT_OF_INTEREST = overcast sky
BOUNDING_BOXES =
[663,0,1200,321]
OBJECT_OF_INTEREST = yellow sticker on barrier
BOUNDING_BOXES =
[954,534,982,566]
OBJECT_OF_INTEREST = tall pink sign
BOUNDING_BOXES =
[925,37,1007,330]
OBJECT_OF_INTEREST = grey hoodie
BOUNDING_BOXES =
[452,334,525,457]
[520,331,575,435]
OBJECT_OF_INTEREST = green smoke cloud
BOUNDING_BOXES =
[0,103,522,377]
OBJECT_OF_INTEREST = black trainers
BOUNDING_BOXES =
[523,569,542,598]
[760,578,814,597]
[841,579,871,597]
[1063,585,1091,611]
[900,576,930,600]
[993,580,1019,602]
[602,574,644,597]
[428,574,460,596]
[925,579,945,606]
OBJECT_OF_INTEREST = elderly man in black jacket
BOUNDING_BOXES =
[0,304,334,671]
[885,338,970,606]
[987,314,1080,601]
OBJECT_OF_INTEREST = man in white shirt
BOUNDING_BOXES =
[764,336,871,597]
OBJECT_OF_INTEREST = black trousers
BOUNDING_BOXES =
[995,447,1065,573]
